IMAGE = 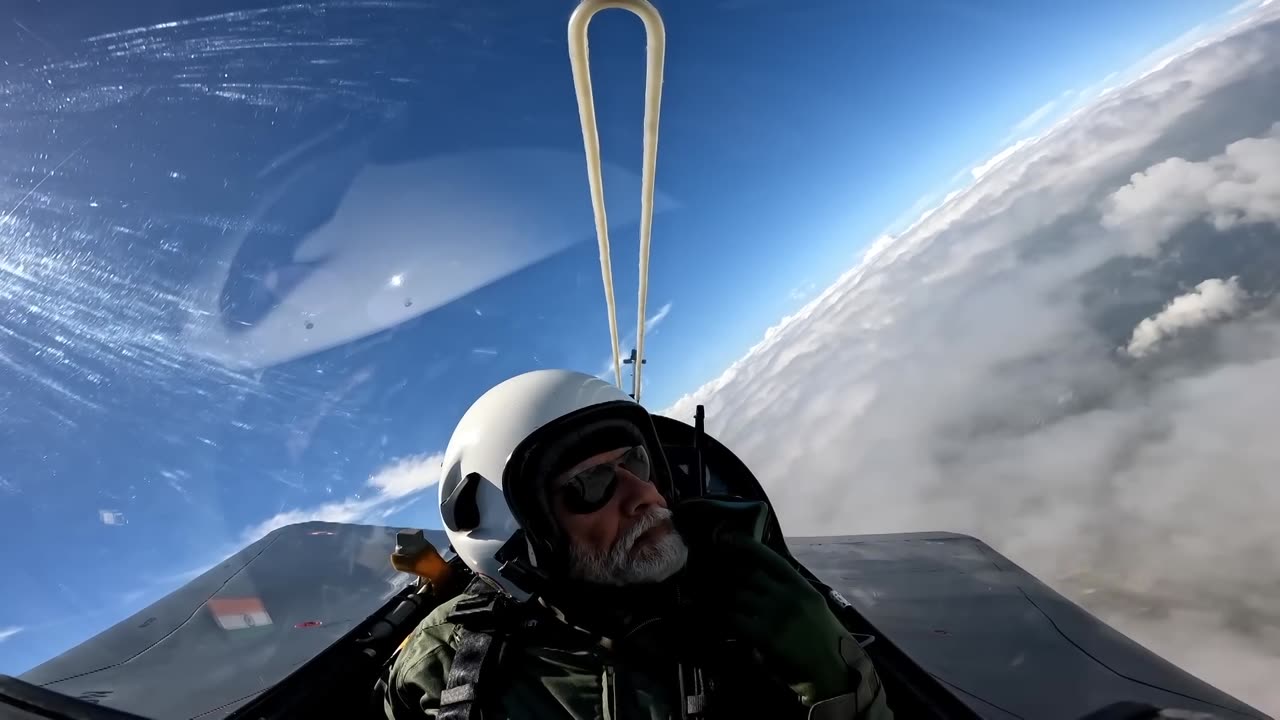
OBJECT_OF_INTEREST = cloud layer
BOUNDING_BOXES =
[1124,277,1246,358]
[667,6,1280,713]
[1104,123,1280,255]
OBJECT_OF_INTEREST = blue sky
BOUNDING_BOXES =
[0,0,1241,675]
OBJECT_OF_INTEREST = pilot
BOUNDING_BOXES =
[381,369,892,719]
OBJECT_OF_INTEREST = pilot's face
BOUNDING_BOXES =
[548,445,687,585]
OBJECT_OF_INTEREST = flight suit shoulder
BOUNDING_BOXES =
[382,594,467,720]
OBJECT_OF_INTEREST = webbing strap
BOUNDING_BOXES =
[438,627,500,720]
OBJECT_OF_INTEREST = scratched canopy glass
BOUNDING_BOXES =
[0,3,685,714]
[3,1,1274,719]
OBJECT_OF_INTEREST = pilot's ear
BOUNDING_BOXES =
[441,472,483,532]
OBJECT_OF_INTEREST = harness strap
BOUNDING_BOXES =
[436,578,513,720]
[438,627,501,720]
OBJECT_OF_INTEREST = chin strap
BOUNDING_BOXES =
[568,0,666,403]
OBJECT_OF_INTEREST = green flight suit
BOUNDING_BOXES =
[381,591,893,720]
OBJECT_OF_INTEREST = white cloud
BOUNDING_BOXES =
[969,137,1032,180]
[860,234,898,265]
[367,453,443,499]
[1125,277,1246,358]
[1104,123,1280,255]
[644,302,673,333]
[667,7,1280,714]
[0,626,21,643]
[240,452,442,543]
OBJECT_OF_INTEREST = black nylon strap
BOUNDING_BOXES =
[439,682,478,706]
[438,627,498,720]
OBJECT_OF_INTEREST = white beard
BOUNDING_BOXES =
[568,506,689,586]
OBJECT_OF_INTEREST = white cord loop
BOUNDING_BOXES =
[568,0,665,403]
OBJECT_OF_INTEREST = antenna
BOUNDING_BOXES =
[693,404,706,498]
[623,347,647,399]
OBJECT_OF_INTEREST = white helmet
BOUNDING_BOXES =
[438,368,674,600]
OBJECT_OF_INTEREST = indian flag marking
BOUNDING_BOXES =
[208,597,273,631]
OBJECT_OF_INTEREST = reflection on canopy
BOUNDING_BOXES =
[182,146,676,369]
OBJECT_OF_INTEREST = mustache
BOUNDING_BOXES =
[616,506,674,555]
[567,505,688,586]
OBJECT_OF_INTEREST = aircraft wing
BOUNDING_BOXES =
[14,523,1269,720]
[18,521,444,720]
[788,532,1269,720]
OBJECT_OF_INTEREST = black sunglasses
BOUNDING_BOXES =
[553,445,652,514]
